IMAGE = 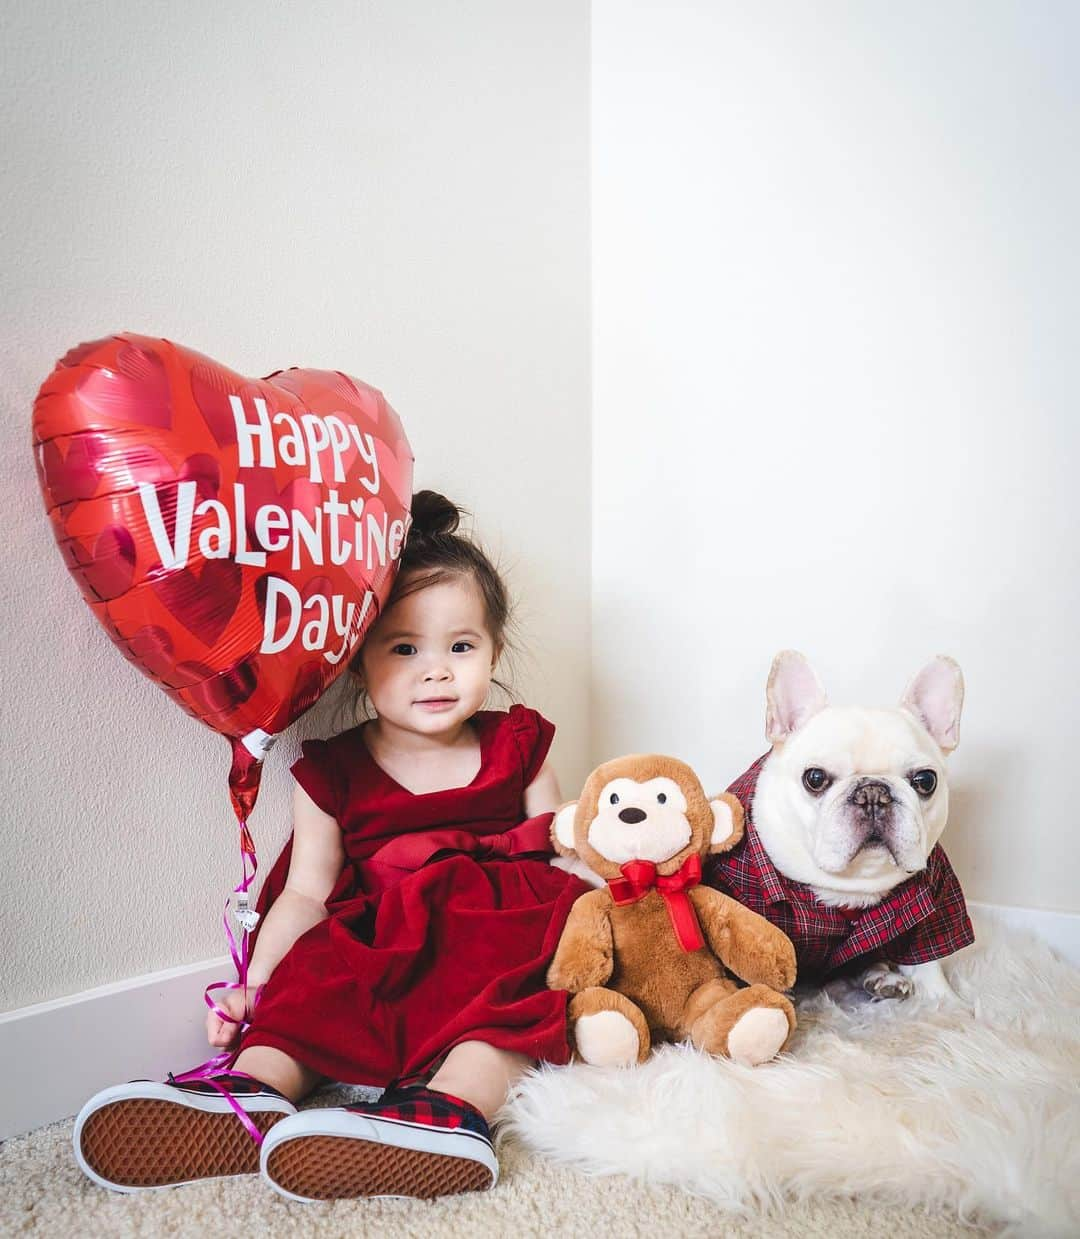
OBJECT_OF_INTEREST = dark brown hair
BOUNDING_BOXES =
[338,490,516,724]
[386,490,511,646]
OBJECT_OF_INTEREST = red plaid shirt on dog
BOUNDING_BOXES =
[708,754,975,980]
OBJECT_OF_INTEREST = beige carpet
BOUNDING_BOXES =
[2,1117,979,1238]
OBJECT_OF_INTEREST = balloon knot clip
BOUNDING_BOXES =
[241,729,278,760]
[233,891,260,934]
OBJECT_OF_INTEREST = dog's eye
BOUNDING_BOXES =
[610,793,619,805]
[910,769,937,797]
[802,767,831,795]
[657,792,667,804]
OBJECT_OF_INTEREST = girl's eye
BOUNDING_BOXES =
[451,641,474,653]
[657,792,667,804]
[391,643,417,656]
[910,769,938,797]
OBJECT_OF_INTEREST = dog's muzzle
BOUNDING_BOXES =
[846,780,900,857]
[850,779,893,816]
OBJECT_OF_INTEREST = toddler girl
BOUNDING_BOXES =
[74,491,586,1201]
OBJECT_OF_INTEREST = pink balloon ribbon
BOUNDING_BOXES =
[171,820,269,1144]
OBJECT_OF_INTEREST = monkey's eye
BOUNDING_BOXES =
[910,769,937,798]
[802,767,831,795]
[610,793,619,805]
[657,792,667,804]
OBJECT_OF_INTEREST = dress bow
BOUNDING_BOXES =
[368,812,555,872]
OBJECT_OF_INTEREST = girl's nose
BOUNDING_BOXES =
[423,661,451,681]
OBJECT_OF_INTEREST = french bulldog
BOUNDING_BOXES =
[711,651,973,1002]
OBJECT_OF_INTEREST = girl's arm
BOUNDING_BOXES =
[206,782,345,1047]
[246,783,345,985]
[524,762,562,818]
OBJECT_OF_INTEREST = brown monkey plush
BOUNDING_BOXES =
[548,755,797,1067]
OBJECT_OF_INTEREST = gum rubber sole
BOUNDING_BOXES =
[264,1134,495,1200]
[79,1099,286,1188]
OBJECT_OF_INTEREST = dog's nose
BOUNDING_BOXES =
[851,780,893,813]
[618,807,647,824]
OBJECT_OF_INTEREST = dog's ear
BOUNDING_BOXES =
[901,656,964,752]
[551,801,579,857]
[708,792,745,853]
[766,650,827,742]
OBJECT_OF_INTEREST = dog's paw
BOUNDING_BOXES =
[860,962,914,1001]
[897,960,962,1006]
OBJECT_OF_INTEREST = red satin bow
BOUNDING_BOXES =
[368,812,555,872]
[607,852,706,952]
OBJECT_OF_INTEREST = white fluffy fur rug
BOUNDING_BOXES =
[502,915,1080,1237]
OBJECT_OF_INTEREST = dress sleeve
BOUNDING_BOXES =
[890,847,975,965]
[508,704,556,787]
[290,738,344,821]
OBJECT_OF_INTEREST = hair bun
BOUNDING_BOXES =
[408,490,462,539]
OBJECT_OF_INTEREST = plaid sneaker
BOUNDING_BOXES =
[73,1073,296,1192]
[260,1085,498,1201]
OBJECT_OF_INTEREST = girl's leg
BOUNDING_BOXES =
[74,1050,307,1192]
[233,1045,323,1103]
[259,1041,523,1201]
[426,1040,531,1121]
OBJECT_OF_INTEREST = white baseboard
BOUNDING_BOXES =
[968,900,1080,969]
[0,956,231,1141]
[3,901,1078,1141]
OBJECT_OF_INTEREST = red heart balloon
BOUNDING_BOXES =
[33,334,414,821]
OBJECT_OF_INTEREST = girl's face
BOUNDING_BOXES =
[358,574,498,738]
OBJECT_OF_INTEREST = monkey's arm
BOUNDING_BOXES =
[547,889,615,993]
[691,887,797,991]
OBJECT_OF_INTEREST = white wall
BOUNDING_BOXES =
[0,1,589,1011]
[592,1,1079,912]
[5,0,1076,1020]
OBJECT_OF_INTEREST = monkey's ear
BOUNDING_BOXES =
[708,793,745,854]
[551,801,579,857]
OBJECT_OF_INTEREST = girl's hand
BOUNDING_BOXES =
[205,988,253,1048]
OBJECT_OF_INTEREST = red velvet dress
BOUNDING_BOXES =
[239,705,586,1085]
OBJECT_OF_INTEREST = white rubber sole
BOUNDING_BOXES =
[73,1080,296,1193]
[260,1108,499,1202]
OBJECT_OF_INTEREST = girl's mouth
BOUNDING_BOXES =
[415,698,457,711]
